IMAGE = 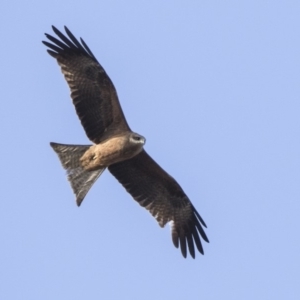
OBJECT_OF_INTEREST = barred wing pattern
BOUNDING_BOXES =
[109,150,209,258]
[43,26,130,144]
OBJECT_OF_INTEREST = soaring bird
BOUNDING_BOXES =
[43,26,209,258]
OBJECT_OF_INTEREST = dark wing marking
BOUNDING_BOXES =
[43,26,130,144]
[108,150,209,258]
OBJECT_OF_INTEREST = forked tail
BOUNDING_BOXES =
[50,142,105,206]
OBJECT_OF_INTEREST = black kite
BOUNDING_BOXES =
[43,26,209,258]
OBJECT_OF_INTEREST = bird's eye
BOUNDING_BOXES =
[133,136,141,141]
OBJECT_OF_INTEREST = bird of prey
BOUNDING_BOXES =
[43,26,209,258]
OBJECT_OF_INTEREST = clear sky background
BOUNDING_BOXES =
[1,1,299,299]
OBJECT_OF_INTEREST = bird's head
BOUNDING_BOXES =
[130,132,146,146]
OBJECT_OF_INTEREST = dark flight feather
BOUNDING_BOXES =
[43,26,130,144]
[109,150,209,258]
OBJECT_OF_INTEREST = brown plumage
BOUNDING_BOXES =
[44,26,209,258]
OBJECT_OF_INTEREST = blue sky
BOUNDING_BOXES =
[1,1,300,299]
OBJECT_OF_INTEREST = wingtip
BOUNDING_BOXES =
[181,249,187,259]
[46,49,58,58]
[51,25,58,35]
[172,231,179,248]
[51,25,63,37]
[204,236,210,243]
[193,204,208,228]
[64,25,70,34]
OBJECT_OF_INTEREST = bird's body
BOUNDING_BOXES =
[80,132,145,171]
[43,26,209,258]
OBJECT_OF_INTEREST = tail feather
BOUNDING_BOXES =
[50,142,105,206]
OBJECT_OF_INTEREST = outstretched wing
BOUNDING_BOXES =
[108,150,209,258]
[43,26,130,144]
